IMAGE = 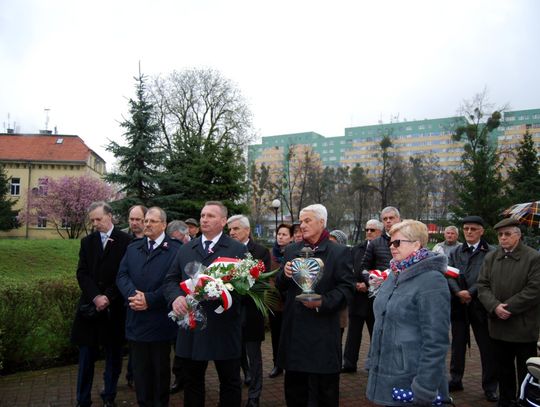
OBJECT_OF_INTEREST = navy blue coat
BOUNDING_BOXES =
[116,235,182,342]
[163,234,247,361]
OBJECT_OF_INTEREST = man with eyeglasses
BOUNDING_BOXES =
[342,219,383,373]
[447,216,498,402]
[478,218,540,407]
[360,206,401,272]
[117,207,182,406]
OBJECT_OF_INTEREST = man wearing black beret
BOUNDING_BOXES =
[478,218,540,407]
[447,216,498,402]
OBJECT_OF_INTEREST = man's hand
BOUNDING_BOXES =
[284,261,293,278]
[172,296,188,315]
[495,303,512,320]
[301,299,322,311]
[356,282,368,293]
[93,295,110,311]
[128,290,148,311]
[456,290,472,304]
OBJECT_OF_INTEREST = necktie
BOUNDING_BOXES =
[148,240,156,253]
[102,234,108,249]
[204,240,212,254]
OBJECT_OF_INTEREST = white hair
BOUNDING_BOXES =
[300,204,328,227]
[227,214,250,229]
[366,219,383,231]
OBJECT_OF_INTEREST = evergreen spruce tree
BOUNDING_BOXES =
[106,69,161,209]
[0,165,18,231]
[507,130,540,203]
[156,134,248,220]
[450,101,508,230]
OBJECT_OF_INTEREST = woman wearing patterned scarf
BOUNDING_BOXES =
[366,220,451,407]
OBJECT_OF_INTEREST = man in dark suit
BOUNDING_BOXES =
[227,214,271,407]
[164,201,247,407]
[71,201,132,407]
[277,204,355,407]
[342,218,383,373]
[117,206,182,406]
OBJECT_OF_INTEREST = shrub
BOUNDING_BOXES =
[0,279,80,373]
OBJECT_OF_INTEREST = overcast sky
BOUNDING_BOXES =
[1,0,539,167]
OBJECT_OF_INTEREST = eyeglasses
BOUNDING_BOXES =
[463,226,481,232]
[366,228,377,232]
[388,239,416,248]
[497,231,516,237]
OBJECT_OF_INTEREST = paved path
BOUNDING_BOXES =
[0,328,494,406]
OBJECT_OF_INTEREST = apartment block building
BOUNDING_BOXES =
[248,108,540,175]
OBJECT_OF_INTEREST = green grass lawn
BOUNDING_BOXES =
[0,239,80,284]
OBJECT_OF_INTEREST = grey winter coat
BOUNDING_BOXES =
[366,252,450,406]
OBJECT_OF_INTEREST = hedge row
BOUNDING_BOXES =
[0,279,80,373]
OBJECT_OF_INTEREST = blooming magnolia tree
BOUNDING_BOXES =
[22,175,114,239]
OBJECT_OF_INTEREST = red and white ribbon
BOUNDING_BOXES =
[445,266,460,279]
[180,274,233,314]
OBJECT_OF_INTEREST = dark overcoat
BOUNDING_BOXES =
[350,240,371,317]
[447,239,495,321]
[242,239,271,342]
[116,235,182,342]
[275,239,355,374]
[360,234,392,271]
[70,228,132,346]
[163,234,247,361]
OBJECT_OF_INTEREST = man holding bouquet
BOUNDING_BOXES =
[164,201,247,407]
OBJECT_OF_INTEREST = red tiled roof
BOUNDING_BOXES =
[0,134,94,163]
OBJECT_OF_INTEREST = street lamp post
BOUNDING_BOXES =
[271,199,281,236]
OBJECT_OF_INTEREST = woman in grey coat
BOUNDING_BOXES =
[366,220,451,406]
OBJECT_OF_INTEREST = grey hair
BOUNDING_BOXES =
[509,226,522,236]
[300,204,328,227]
[381,206,400,219]
[366,219,383,230]
[329,229,348,245]
[147,206,167,223]
[167,220,189,235]
[88,201,113,215]
[227,214,250,229]
[444,225,459,234]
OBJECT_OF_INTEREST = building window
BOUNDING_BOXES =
[38,177,49,195]
[37,216,47,228]
[10,178,20,195]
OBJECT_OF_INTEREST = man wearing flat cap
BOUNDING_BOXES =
[184,218,200,240]
[478,218,540,407]
[447,216,498,402]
